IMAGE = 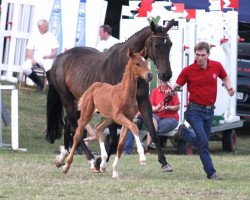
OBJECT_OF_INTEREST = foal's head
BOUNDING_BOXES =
[127,48,153,82]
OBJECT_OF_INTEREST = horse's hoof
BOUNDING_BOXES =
[139,160,147,166]
[62,164,70,174]
[54,156,64,168]
[91,167,101,173]
[112,172,119,179]
[162,164,173,172]
[100,168,106,172]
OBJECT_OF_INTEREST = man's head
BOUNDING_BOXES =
[37,19,49,34]
[194,42,210,68]
[99,25,112,41]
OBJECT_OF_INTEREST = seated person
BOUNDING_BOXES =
[146,79,180,149]
[123,79,180,154]
[22,19,59,90]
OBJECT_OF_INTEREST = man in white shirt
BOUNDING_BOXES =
[22,19,59,90]
[96,25,119,52]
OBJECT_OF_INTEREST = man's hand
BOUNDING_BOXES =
[31,59,37,66]
[227,87,235,96]
[43,55,51,59]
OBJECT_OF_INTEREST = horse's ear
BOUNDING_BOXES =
[150,21,156,32]
[164,19,175,32]
[140,47,147,57]
[127,48,135,58]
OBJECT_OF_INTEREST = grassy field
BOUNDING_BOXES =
[1,86,250,200]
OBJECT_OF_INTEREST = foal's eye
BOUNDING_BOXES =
[136,63,140,67]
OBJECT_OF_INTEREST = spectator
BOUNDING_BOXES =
[172,41,235,180]
[22,19,59,90]
[123,79,180,154]
[146,79,180,150]
[96,24,119,52]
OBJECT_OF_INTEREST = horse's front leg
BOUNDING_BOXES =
[137,89,173,172]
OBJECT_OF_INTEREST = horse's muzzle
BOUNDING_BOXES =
[145,72,153,82]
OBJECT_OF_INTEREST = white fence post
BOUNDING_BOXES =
[0,85,26,151]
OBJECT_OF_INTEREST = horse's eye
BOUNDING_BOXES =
[136,63,140,67]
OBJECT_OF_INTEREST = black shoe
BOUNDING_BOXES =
[174,124,186,142]
[208,173,222,180]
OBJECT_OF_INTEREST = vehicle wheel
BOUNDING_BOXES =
[177,140,193,155]
[222,129,237,152]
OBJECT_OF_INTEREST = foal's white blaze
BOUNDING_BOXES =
[134,135,146,165]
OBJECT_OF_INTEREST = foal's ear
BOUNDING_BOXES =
[127,48,135,59]
[140,47,147,57]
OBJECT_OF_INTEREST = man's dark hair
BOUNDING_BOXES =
[194,42,210,54]
[100,25,112,35]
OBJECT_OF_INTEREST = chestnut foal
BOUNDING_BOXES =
[63,48,153,178]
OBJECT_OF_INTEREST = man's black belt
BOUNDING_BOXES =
[189,102,215,109]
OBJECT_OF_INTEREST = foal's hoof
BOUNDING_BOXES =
[54,155,64,168]
[162,164,173,172]
[139,160,147,166]
[62,164,70,174]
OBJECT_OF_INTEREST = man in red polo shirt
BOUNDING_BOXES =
[172,42,235,180]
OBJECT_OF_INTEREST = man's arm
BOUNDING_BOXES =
[26,49,36,65]
[171,83,182,93]
[222,76,235,96]
[43,48,58,59]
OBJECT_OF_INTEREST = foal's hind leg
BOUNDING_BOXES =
[112,126,128,178]
[95,118,113,172]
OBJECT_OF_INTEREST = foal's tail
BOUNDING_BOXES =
[46,84,64,143]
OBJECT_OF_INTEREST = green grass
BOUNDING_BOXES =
[1,83,250,200]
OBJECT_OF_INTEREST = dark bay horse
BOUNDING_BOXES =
[63,48,152,178]
[46,20,174,172]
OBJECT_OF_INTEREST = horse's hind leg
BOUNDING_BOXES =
[54,116,71,168]
[63,102,95,174]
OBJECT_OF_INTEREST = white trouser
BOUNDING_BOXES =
[22,56,53,76]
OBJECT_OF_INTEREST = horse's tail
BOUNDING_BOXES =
[46,84,64,143]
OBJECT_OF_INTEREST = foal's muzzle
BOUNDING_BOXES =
[145,72,153,82]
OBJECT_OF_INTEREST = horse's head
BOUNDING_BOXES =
[128,48,153,82]
[145,19,175,81]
